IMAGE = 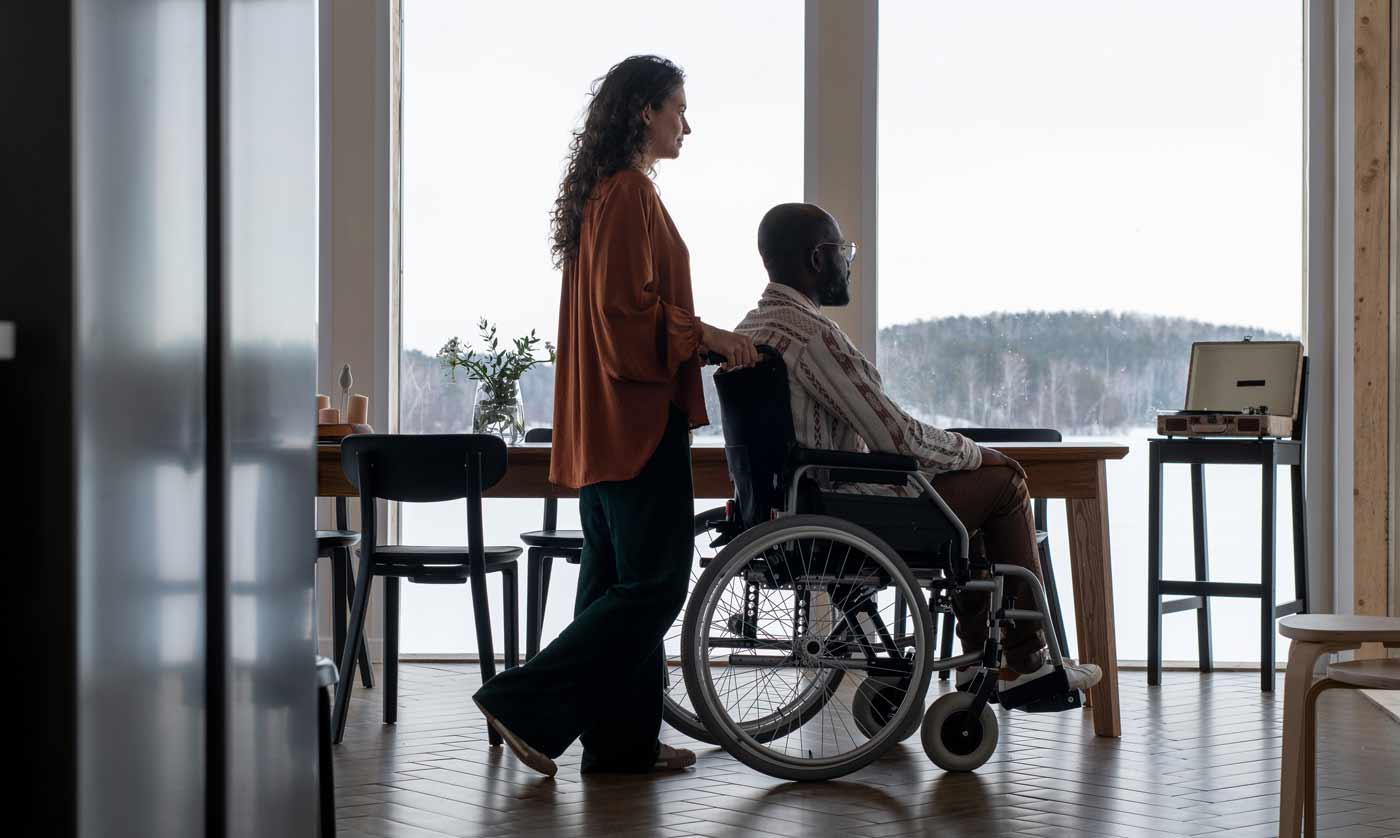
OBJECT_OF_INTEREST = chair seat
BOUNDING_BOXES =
[1278,615,1400,644]
[371,544,522,582]
[520,529,585,550]
[1326,659,1400,690]
[316,529,360,553]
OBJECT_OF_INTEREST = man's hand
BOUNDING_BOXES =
[978,445,1026,481]
[699,323,759,371]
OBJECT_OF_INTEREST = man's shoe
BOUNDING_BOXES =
[475,699,557,778]
[998,660,1101,710]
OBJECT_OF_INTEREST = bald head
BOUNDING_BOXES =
[757,203,838,281]
[756,202,851,307]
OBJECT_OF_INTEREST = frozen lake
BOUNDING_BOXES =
[398,426,1298,665]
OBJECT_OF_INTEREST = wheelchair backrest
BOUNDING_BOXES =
[713,346,795,529]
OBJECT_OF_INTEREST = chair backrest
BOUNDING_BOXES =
[713,346,796,528]
[341,434,507,566]
[340,434,508,503]
[522,427,557,531]
[948,427,1062,443]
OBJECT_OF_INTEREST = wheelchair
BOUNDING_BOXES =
[678,347,1081,781]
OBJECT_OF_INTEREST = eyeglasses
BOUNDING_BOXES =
[814,240,858,265]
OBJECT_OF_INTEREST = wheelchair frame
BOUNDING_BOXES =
[783,460,1072,715]
[680,344,1077,780]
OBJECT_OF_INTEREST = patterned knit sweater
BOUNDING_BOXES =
[733,282,981,496]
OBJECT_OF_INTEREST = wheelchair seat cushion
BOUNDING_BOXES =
[804,491,958,565]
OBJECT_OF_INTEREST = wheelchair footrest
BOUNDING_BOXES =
[1013,689,1084,714]
[999,666,1074,711]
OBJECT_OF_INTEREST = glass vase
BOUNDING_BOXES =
[472,386,524,444]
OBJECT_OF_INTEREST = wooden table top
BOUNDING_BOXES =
[318,440,1129,500]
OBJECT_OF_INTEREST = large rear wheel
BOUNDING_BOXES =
[682,515,934,781]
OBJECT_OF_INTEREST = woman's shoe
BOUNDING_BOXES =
[475,699,557,778]
[654,743,695,770]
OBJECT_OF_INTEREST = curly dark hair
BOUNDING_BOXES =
[550,55,685,269]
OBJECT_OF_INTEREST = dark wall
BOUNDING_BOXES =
[2,3,78,834]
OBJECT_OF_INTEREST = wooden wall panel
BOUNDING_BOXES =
[1355,0,1391,631]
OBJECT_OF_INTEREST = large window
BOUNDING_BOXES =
[878,1,1303,662]
[399,0,804,653]
[396,0,1306,662]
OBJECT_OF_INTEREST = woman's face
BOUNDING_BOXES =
[642,86,690,163]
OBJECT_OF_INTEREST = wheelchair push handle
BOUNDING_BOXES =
[703,344,780,368]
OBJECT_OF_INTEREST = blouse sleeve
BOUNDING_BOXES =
[588,180,702,384]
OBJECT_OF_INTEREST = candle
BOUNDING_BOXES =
[347,394,369,425]
[315,394,331,422]
[318,407,341,424]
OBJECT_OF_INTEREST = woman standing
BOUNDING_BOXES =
[474,55,757,776]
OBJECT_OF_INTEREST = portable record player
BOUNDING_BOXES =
[1156,338,1304,438]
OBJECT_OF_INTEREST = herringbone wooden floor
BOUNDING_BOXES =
[332,665,1400,838]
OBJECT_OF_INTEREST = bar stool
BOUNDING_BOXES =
[517,428,584,660]
[1276,615,1400,838]
[1148,359,1310,691]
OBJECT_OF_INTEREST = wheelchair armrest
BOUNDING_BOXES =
[788,447,919,473]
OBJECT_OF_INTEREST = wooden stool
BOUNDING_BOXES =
[1277,615,1400,838]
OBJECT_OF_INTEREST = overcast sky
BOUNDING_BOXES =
[401,0,1302,361]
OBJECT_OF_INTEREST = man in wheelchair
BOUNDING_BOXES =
[732,202,1101,701]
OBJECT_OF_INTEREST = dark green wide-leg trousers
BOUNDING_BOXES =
[473,408,693,772]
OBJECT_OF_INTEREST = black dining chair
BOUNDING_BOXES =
[331,434,522,745]
[517,428,585,660]
[316,530,373,688]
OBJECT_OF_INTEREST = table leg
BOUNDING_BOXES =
[1065,461,1121,738]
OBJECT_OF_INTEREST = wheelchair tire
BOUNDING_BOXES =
[921,691,999,772]
[683,514,934,781]
[660,507,731,744]
[852,676,923,743]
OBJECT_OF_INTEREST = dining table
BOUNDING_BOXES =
[317,439,1129,738]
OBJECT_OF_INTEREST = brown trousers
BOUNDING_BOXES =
[931,463,1048,672]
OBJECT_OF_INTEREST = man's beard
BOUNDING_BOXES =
[818,271,851,306]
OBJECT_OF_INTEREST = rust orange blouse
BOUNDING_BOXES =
[550,169,707,489]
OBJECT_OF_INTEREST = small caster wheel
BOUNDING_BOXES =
[921,691,998,771]
[852,676,922,742]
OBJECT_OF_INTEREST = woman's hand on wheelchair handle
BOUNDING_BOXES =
[700,323,759,371]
